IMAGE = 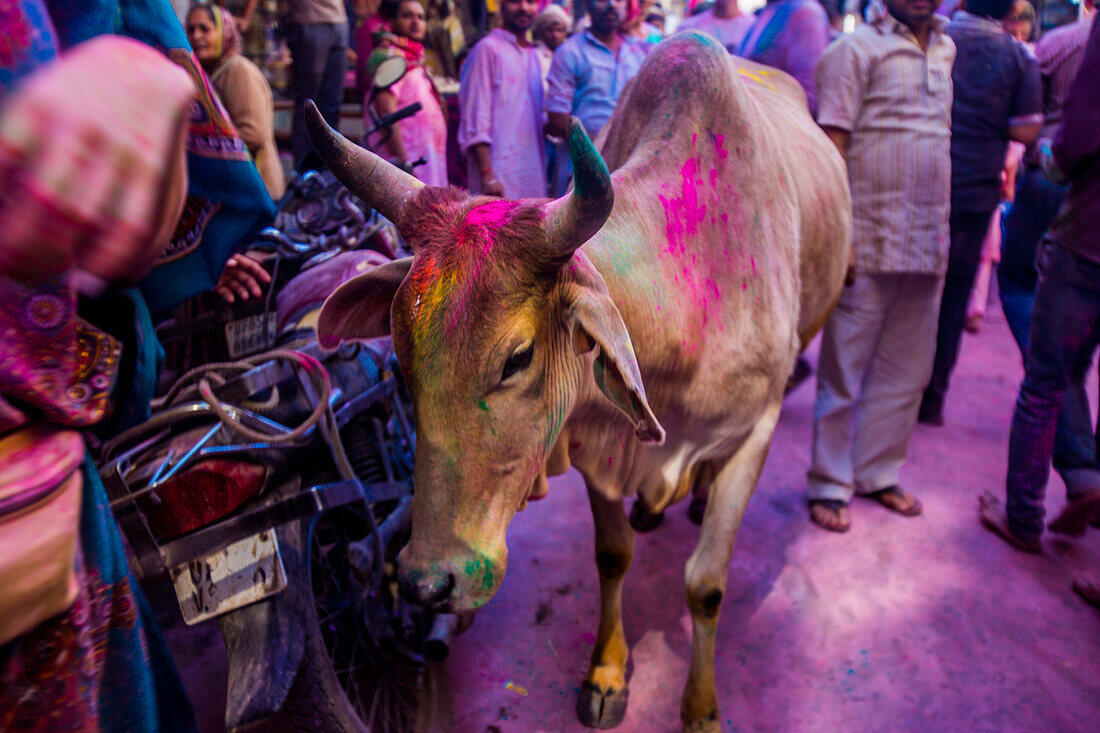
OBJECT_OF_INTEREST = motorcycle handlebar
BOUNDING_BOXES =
[378,102,422,128]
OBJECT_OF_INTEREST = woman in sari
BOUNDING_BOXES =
[186,3,286,199]
[367,0,449,187]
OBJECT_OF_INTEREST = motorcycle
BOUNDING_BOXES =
[97,56,454,732]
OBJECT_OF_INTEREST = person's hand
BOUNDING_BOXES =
[215,253,271,303]
[0,36,194,288]
[480,173,505,197]
[235,13,252,31]
[1000,163,1018,203]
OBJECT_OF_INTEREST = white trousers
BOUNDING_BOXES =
[807,273,945,502]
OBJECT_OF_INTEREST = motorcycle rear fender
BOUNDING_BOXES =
[218,520,311,732]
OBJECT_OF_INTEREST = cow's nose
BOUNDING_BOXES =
[398,566,454,608]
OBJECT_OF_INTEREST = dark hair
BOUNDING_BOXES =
[186,3,216,24]
[965,0,1015,20]
[380,0,412,21]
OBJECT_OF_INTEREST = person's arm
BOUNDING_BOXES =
[815,38,867,285]
[545,42,577,140]
[1051,18,1100,179]
[218,60,271,156]
[546,112,571,140]
[1007,50,1044,145]
[372,87,410,162]
[1008,121,1042,144]
[457,42,504,196]
[469,143,503,196]
[821,126,850,158]
[235,0,259,31]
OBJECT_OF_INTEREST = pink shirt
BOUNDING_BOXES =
[373,66,448,187]
[457,29,547,198]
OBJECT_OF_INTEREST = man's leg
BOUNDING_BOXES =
[288,23,329,169]
[1052,325,1100,499]
[920,209,994,424]
[807,275,891,529]
[316,22,348,133]
[1003,243,1100,543]
[996,171,1096,498]
[853,273,943,498]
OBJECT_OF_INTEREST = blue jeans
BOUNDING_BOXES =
[996,170,1095,499]
[997,166,1068,348]
[286,22,348,169]
[1006,242,1100,541]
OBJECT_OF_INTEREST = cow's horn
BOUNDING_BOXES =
[544,118,614,257]
[304,99,424,228]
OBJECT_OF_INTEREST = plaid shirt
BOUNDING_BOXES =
[816,14,956,275]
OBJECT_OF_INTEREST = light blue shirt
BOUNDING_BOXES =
[545,31,651,138]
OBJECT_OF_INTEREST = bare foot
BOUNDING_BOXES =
[865,486,922,516]
[809,499,851,532]
[1048,490,1100,536]
[978,492,1040,553]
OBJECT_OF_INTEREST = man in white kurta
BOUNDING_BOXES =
[457,0,547,199]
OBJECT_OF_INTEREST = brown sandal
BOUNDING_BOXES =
[864,486,923,516]
[809,499,851,533]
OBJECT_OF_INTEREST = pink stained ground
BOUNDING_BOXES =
[165,294,1100,732]
[446,305,1100,732]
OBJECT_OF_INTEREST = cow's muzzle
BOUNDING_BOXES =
[398,565,455,609]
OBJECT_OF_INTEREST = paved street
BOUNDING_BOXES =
[168,295,1100,732]
[449,300,1100,733]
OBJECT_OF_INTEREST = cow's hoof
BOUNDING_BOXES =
[576,681,628,729]
[687,495,707,525]
[628,501,664,533]
[682,719,721,733]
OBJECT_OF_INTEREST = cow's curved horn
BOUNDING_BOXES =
[304,99,424,228]
[544,118,614,257]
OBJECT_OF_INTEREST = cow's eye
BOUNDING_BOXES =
[501,344,534,382]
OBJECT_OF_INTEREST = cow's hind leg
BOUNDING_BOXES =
[681,399,782,732]
[577,487,635,729]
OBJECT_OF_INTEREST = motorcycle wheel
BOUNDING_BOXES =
[283,503,451,733]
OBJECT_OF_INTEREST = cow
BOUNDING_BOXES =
[307,31,849,732]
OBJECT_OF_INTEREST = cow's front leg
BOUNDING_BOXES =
[682,400,782,733]
[577,487,635,729]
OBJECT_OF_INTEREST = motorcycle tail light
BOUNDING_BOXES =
[138,460,266,540]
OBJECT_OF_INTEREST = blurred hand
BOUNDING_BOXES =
[215,253,271,303]
[481,177,505,197]
[1000,164,1017,203]
[0,36,194,287]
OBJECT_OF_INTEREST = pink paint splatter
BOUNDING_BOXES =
[715,133,729,160]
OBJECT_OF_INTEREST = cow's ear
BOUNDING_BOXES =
[568,286,665,445]
[317,257,413,349]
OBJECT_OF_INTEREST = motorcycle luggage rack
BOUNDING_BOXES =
[101,347,412,581]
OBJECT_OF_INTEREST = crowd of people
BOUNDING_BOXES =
[0,0,1098,729]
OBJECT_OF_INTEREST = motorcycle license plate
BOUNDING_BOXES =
[225,313,277,359]
[170,531,287,625]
